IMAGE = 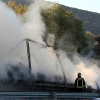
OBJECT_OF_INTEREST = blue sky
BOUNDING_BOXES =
[46,0,100,13]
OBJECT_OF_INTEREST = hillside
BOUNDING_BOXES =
[62,5,100,35]
[1,0,32,4]
[1,0,100,35]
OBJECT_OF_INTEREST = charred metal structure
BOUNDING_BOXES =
[26,40,31,73]
[6,38,100,94]
[25,38,67,87]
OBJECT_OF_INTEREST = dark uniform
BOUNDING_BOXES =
[75,72,86,92]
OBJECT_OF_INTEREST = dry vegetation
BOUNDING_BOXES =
[7,0,28,15]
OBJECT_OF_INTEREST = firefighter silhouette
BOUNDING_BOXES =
[74,72,86,92]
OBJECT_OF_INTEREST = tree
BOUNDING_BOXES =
[94,35,100,57]
[7,0,28,15]
[41,4,88,53]
[86,31,95,41]
[79,31,95,57]
[6,1,89,54]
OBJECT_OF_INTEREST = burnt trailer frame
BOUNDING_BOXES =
[25,38,67,86]
[7,38,100,93]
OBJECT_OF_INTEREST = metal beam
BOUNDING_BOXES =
[26,40,31,73]
[56,53,67,87]
[0,92,100,99]
[24,38,46,47]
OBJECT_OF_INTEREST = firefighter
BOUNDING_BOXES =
[74,72,86,92]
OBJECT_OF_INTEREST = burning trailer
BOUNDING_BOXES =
[5,38,67,92]
[1,38,98,93]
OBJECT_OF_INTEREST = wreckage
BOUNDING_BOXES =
[1,38,99,93]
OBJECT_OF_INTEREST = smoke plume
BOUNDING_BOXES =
[0,0,100,89]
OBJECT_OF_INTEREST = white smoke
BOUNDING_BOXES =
[58,51,100,88]
[0,0,100,90]
[0,0,61,81]
[0,1,24,79]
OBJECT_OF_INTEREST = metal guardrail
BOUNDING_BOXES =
[0,92,100,99]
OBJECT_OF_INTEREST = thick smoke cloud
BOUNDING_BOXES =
[0,0,62,82]
[0,1,23,79]
[0,0,100,89]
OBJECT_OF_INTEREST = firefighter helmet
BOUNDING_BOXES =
[78,72,81,76]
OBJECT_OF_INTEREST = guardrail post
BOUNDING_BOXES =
[52,92,57,100]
